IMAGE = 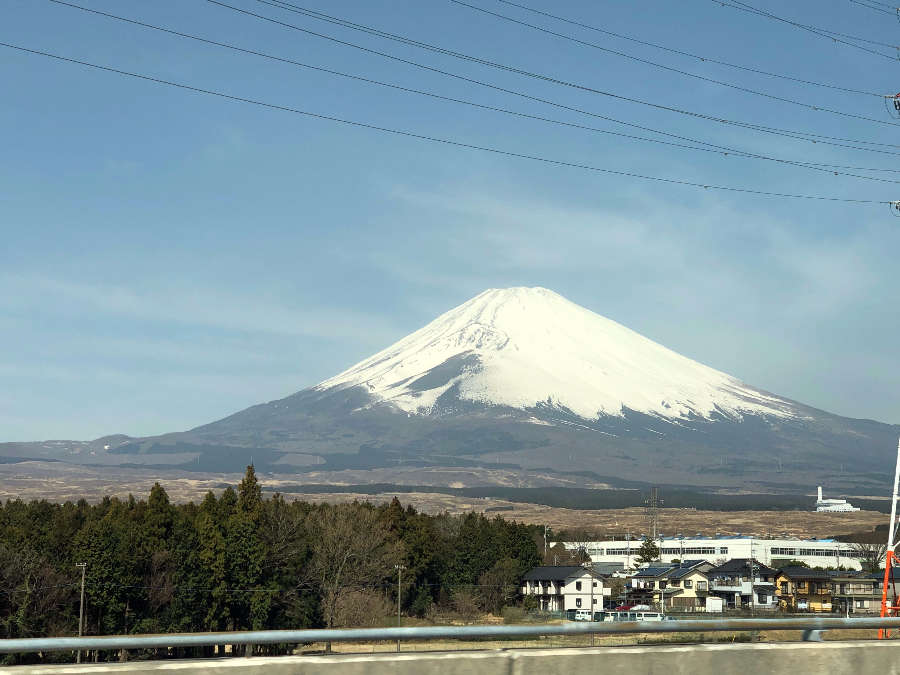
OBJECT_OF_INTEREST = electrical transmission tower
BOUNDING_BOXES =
[645,487,662,541]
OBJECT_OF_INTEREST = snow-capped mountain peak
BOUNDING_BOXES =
[316,287,796,422]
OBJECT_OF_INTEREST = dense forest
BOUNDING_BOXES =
[0,466,542,662]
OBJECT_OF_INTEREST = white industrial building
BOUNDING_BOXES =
[568,535,862,571]
[815,486,860,513]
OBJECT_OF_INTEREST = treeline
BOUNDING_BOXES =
[282,484,887,513]
[0,466,541,662]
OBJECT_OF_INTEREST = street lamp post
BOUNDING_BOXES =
[394,565,406,653]
[582,561,595,647]
[75,563,87,663]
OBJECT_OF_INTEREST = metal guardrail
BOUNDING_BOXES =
[2,617,900,654]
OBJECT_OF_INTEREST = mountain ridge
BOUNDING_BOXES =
[5,287,897,493]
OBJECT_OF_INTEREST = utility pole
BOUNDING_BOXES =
[544,525,548,560]
[626,531,631,570]
[75,563,87,664]
[394,565,406,653]
[749,544,756,619]
[582,561,595,646]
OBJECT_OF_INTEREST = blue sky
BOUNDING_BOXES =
[3,0,900,441]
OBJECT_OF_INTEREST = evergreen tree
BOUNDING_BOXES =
[0,480,568,656]
[635,539,660,566]
[238,465,262,517]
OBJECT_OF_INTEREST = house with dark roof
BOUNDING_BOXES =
[830,571,881,615]
[774,567,834,612]
[627,561,712,610]
[666,561,713,610]
[707,559,777,610]
[520,566,611,612]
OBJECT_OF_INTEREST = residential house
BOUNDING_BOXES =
[628,566,676,607]
[628,561,712,610]
[666,562,712,611]
[707,559,778,610]
[520,566,610,612]
[774,567,833,612]
[830,571,881,615]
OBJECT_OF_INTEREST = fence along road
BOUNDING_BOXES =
[2,641,900,675]
[0,616,898,653]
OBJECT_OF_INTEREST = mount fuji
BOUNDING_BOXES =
[314,287,796,424]
[11,288,898,492]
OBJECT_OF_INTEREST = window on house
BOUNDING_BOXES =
[758,594,767,604]
[684,580,693,589]
[696,581,707,591]
[576,598,582,608]
[670,580,680,587]
[592,598,597,604]
[660,581,668,589]
[719,548,728,554]
[576,581,582,591]
[780,582,788,593]
[592,581,597,588]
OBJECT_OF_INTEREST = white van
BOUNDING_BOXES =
[599,611,668,622]
[573,609,593,621]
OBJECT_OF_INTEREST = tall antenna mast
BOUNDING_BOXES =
[645,487,662,541]
[879,435,900,639]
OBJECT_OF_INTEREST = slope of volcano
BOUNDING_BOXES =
[11,288,898,493]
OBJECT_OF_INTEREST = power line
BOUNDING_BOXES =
[0,579,567,597]
[724,0,900,47]
[848,0,898,15]
[851,0,898,8]
[83,580,525,594]
[0,583,77,597]
[0,41,889,205]
[42,0,900,184]
[491,0,881,97]
[451,0,890,126]
[205,0,900,154]
[712,0,900,59]
[256,0,897,128]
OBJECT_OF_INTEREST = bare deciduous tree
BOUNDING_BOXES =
[0,543,72,638]
[450,587,480,623]
[851,542,887,573]
[261,494,308,572]
[306,503,402,628]
[478,557,520,616]
[147,551,174,612]
[424,602,450,625]
[330,589,393,628]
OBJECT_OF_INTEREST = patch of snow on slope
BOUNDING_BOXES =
[316,287,798,422]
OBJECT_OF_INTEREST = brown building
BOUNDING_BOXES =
[774,567,833,612]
